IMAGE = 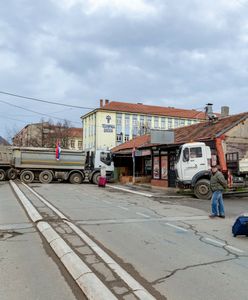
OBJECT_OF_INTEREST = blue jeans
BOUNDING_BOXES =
[211,190,225,216]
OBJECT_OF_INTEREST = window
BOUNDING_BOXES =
[190,147,202,158]
[116,113,122,134]
[161,117,166,129]
[140,115,145,135]
[116,133,123,143]
[132,115,138,137]
[125,114,130,136]
[180,119,185,127]
[100,152,112,166]
[124,135,129,142]
[78,141,82,149]
[154,116,159,128]
[174,119,179,128]
[168,118,172,129]
[147,115,152,131]
[187,120,192,125]
[71,140,75,148]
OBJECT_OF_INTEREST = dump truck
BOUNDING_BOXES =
[176,141,248,199]
[0,146,16,181]
[0,146,114,184]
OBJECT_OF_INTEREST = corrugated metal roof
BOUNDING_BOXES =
[112,112,248,153]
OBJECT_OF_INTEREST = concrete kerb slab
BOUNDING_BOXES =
[61,252,92,280]
[9,180,43,222]
[76,273,118,300]
[12,182,118,300]
[65,221,157,300]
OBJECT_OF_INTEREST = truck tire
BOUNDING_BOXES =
[69,172,83,184]
[20,170,34,183]
[194,179,212,200]
[92,172,100,185]
[39,170,53,183]
[6,168,18,180]
[0,169,6,181]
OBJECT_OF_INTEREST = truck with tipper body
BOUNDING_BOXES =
[0,146,15,181]
[176,141,248,199]
[0,146,114,184]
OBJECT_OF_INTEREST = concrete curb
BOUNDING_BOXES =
[10,180,43,222]
[38,222,118,300]
[13,182,118,300]
[66,221,157,300]
[23,182,68,220]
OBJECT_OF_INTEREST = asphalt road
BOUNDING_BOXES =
[1,181,248,300]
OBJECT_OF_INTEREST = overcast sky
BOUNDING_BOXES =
[1,0,248,140]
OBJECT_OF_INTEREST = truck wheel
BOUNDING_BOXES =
[20,170,34,183]
[69,172,83,184]
[92,172,100,185]
[6,168,18,180]
[194,179,212,200]
[0,169,6,181]
[39,170,53,183]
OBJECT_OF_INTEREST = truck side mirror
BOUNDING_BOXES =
[183,148,189,162]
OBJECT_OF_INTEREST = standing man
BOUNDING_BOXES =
[209,165,227,218]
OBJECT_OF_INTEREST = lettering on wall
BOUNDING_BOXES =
[102,115,115,132]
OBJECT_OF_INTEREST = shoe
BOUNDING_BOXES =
[218,215,225,218]
[209,214,218,218]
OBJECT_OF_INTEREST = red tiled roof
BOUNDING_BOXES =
[67,128,83,138]
[111,134,152,153]
[112,112,248,152]
[174,112,248,144]
[101,101,207,119]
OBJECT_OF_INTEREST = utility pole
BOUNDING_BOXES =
[132,147,135,184]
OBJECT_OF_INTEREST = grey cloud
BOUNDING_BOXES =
[1,0,248,138]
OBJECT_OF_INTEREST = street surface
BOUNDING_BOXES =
[1,180,248,300]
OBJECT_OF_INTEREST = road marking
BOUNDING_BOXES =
[165,223,188,232]
[118,206,129,211]
[204,238,244,253]
[226,245,244,253]
[106,184,153,197]
[77,215,209,225]
[136,212,150,218]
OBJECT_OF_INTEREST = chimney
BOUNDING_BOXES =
[205,103,217,121]
[105,99,109,105]
[221,106,229,118]
[100,99,103,108]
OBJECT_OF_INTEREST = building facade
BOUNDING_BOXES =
[13,123,83,150]
[81,99,207,151]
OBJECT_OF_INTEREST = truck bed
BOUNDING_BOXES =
[12,147,86,170]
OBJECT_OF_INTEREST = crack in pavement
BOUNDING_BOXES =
[183,223,248,258]
[151,257,236,284]
[0,230,23,241]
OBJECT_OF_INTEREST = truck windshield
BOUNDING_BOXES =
[100,152,112,166]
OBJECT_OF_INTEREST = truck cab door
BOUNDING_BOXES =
[182,146,207,180]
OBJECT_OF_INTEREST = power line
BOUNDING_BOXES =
[0,99,81,125]
[0,90,95,110]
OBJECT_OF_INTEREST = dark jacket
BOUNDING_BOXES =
[210,171,227,192]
